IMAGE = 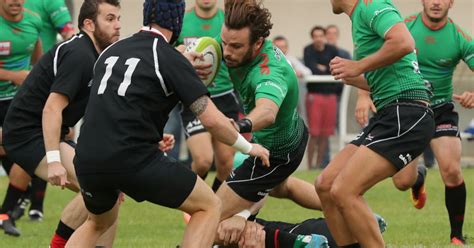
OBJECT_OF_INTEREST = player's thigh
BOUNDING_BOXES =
[212,137,235,170]
[77,173,121,216]
[431,136,462,184]
[216,181,254,220]
[187,132,213,165]
[391,157,420,191]
[178,177,220,215]
[331,145,397,197]
[316,144,358,191]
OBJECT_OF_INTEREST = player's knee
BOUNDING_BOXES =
[392,177,412,191]
[329,184,349,208]
[193,155,213,171]
[440,165,463,185]
[87,216,114,234]
[315,174,332,196]
[205,194,222,215]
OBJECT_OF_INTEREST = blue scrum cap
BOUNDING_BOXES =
[143,0,185,44]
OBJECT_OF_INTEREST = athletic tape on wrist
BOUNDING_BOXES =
[232,134,252,154]
[46,150,61,164]
[234,209,251,220]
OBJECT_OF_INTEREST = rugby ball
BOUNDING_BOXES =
[185,37,222,86]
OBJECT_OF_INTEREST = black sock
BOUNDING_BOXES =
[30,177,47,212]
[199,171,208,180]
[412,166,427,191]
[445,181,466,239]
[211,178,222,192]
[263,227,296,247]
[341,243,361,248]
[56,220,75,240]
[1,184,26,214]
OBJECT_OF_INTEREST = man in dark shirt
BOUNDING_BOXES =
[0,1,121,247]
[65,0,269,247]
[303,26,339,169]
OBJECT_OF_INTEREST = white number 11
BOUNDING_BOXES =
[98,56,141,96]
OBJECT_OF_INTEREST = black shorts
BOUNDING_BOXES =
[4,132,76,177]
[181,91,240,138]
[226,127,309,202]
[77,154,197,215]
[256,218,335,248]
[432,102,460,138]
[351,100,434,170]
[0,100,12,126]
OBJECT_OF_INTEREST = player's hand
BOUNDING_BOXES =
[183,51,212,80]
[218,216,247,246]
[248,144,270,167]
[330,56,362,80]
[453,91,474,109]
[355,93,376,127]
[238,221,265,248]
[47,162,69,189]
[11,70,30,86]
[158,134,175,152]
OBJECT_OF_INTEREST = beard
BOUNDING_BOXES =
[225,46,254,68]
[93,23,118,51]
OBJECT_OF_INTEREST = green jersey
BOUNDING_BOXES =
[178,8,233,96]
[0,9,42,101]
[405,13,474,106]
[24,0,72,52]
[228,40,305,157]
[351,0,429,110]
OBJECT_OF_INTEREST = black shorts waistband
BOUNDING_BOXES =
[383,99,433,115]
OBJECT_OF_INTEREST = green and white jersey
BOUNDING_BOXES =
[405,13,474,106]
[351,0,429,110]
[228,40,305,157]
[177,8,233,96]
[0,9,41,101]
[25,0,72,52]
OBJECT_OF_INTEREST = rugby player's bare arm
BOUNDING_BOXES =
[245,98,279,131]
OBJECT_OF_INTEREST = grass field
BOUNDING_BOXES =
[1,168,473,247]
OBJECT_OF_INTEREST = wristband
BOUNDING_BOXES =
[234,209,251,220]
[236,118,252,133]
[46,150,61,164]
[231,134,252,154]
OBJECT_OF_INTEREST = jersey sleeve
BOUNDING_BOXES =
[45,0,72,31]
[364,2,403,38]
[457,26,474,69]
[160,47,209,107]
[254,76,288,107]
[51,48,93,101]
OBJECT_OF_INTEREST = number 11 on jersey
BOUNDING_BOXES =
[97,56,141,96]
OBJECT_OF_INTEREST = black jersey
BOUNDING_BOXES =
[74,28,209,175]
[3,32,98,143]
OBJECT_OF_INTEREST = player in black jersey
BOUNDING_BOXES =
[0,0,121,245]
[65,0,269,247]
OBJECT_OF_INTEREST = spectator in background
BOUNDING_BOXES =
[273,36,311,120]
[326,24,351,60]
[273,36,312,78]
[303,26,339,169]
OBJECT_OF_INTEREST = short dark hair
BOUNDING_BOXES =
[78,0,121,29]
[326,24,339,32]
[310,26,326,37]
[272,35,287,42]
[224,0,273,44]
